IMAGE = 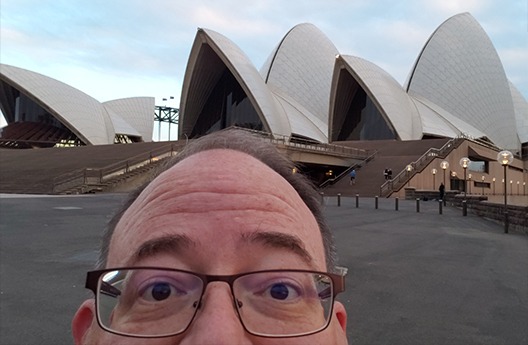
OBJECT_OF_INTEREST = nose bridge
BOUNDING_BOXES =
[181,281,250,344]
[201,279,238,309]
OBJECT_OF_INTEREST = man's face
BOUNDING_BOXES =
[73,149,347,344]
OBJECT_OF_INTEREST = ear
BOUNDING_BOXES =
[334,301,347,331]
[72,299,96,345]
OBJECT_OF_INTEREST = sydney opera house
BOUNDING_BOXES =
[0,65,155,147]
[1,12,527,156]
[178,12,526,157]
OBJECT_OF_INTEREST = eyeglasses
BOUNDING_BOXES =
[85,267,346,338]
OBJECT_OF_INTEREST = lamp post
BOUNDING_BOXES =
[440,161,449,187]
[492,177,496,195]
[459,157,470,199]
[431,168,437,189]
[497,150,513,233]
[481,176,485,195]
[524,182,526,196]
[517,181,520,195]
[509,180,513,195]
[406,164,413,187]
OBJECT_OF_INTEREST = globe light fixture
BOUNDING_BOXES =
[492,177,496,195]
[406,164,413,186]
[459,157,470,199]
[496,150,513,233]
[440,161,449,186]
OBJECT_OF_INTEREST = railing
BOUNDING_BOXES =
[319,150,378,188]
[229,126,370,159]
[52,143,184,194]
[458,132,499,152]
[379,137,463,197]
[271,136,369,158]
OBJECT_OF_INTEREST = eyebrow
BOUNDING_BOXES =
[128,231,313,266]
[242,231,313,265]
[131,234,195,265]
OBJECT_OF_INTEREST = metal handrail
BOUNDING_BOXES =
[319,150,378,188]
[379,137,463,197]
[228,126,370,159]
[52,143,183,193]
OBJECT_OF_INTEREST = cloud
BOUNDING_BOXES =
[0,0,526,106]
[424,0,491,15]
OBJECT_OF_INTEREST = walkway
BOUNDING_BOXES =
[327,196,528,345]
[0,194,526,344]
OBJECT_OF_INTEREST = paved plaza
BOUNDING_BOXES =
[0,194,527,344]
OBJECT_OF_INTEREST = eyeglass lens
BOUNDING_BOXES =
[95,269,335,338]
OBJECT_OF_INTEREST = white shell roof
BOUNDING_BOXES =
[509,81,528,144]
[270,87,328,142]
[103,97,154,141]
[406,12,519,151]
[260,23,338,126]
[334,55,422,140]
[0,63,114,145]
[410,94,487,139]
[104,108,142,138]
[179,28,291,138]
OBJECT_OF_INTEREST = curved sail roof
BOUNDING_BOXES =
[179,28,290,138]
[103,97,155,141]
[332,55,422,141]
[0,64,154,145]
[179,16,525,148]
[509,81,528,144]
[260,23,339,127]
[406,12,519,151]
[0,63,114,145]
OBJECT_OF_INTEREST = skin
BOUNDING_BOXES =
[73,149,348,345]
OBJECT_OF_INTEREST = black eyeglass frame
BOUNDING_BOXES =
[85,267,346,338]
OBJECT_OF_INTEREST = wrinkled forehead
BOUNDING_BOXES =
[108,149,325,267]
[130,148,300,207]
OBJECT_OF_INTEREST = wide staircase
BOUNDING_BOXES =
[322,138,451,197]
[0,141,184,194]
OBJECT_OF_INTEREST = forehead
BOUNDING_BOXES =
[108,149,325,269]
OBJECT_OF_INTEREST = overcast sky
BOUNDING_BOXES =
[1,0,527,133]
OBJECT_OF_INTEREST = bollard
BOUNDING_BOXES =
[320,192,324,206]
[462,200,467,216]
[356,194,359,208]
[504,211,509,234]
[395,197,399,211]
[416,198,420,213]
[439,200,443,215]
[337,193,341,207]
[375,196,378,209]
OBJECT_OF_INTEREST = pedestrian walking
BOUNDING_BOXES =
[439,182,445,201]
[350,169,356,185]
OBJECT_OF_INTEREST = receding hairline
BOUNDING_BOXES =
[97,129,337,271]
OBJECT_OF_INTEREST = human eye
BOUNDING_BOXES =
[138,279,186,302]
[243,273,306,302]
[121,270,201,306]
[266,281,300,301]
